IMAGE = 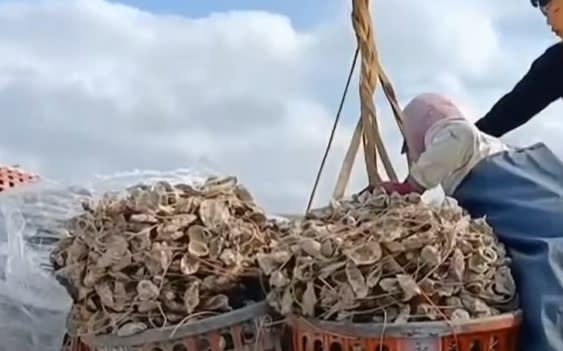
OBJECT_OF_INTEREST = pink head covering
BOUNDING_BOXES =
[402,92,465,161]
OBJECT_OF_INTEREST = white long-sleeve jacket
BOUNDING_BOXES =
[409,118,509,195]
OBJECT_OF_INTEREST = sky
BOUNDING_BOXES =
[0,0,562,213]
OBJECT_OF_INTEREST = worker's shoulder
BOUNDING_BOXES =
[428,118,478,143]
[433,118,476,132]
[544,42,563,56]
[533,42,563,68]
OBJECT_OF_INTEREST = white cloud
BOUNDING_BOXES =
[0,0,562,213]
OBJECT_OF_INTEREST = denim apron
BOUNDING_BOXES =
[453,143,563,351]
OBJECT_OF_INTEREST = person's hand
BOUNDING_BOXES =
[380,181,417,195]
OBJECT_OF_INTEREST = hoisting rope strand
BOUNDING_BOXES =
[305,0,407,213]
[304,48,359,213]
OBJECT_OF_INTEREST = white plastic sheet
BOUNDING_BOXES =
[0,169,211,351]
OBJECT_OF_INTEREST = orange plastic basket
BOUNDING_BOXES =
[289,310,521,351]
[0,165,37,192]
[66,302,283,351]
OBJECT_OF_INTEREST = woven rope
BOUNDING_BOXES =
[332,0,406,199]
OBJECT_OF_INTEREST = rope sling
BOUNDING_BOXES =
[305,0,407,213]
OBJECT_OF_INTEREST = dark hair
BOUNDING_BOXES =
[531,0,551,7]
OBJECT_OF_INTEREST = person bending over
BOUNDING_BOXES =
[373,92,563,351]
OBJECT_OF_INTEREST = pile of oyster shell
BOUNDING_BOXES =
[52,177,519,335]
[51,176,279,337]
[260,191,518,323]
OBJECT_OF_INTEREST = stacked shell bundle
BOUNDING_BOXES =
[260,191,518,323]
[51,176,280,337]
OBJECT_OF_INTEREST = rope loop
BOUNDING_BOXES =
[306,0,407,212]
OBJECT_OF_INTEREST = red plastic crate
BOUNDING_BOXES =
[289,310,521,351]
[66,302,283,351]
[0,165,37,192]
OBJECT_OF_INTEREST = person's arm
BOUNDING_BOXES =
[475,44,562,137]
[409,122,476,191]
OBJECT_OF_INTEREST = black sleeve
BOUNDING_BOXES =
[475,44,562,137]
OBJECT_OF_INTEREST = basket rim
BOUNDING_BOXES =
[288,310,522,338]
[82,301,271,347]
